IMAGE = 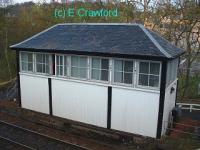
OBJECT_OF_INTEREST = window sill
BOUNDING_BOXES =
[19,72,160,94]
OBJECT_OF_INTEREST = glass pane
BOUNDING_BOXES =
[71,56,78,66]
[36,64,43,73]
[114,60,123,71]
[56,67,59,75]
[42,55,45,63]
[28,53,33,62]
[64,66,67,76]
[46,55,49,64]
[59,66,63,75]
[71,67,78,78]
[92,58,100,69]
[139,62,149,74]
[36,54,43,63]
[124,72,132,84]
[22,62,28,71]
[56,56,59,65]
[64,56,67,76]
[150,63,160,75]
[124,61,133,72]
[138,74,148,86]
[60,56,63,65]
[46,64,49,74]
[28,63,33,71]
[79,68,87,78]
[101,59,109,70]
[114,71,123,83]
[79,57,87,67]
[101,70,108,81]
[42,64,46,73]
[21,52,28,62]
[149,75,159,87]
[91,69,100,80]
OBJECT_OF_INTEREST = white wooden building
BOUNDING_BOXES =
[10,23,184,138]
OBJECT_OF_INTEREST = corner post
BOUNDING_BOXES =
[156,60,167,139]
[16,51,21,107]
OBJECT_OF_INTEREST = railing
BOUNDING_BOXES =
[176,103,200,112]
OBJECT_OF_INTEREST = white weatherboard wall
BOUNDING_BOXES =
[162,80,177,135]
[20,74,49,114]
[111,88,160,138]
[52,79,108,128]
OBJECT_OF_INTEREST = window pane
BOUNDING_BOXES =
[64,56,67,76]
[91,69,100,80]
[101,70,108,81]
[36,64,43,73]
[139,62,149,74]
[149,75,159,87]
[64,66,67,76]
[60,56,63,65]
[101,59,109,70]
[114,71,123,83]
[150,63,160,75]
[36,54,43,63]
[71,56,78,66]
[92,58,100,69]
[71,67,78,78]
[114,60,123,71]
[56,67,59,76]
[56,56,59,65]
[46,64,49,74]
[79,57,87,67]
[22,62,28,71]
[59,66,63,75]
[28,53,33,62]
[28,63,33,71]
[138,74,148,86]
[124,61,133,72]
[124,72,132,84]
[21,52,28,62]
[79,68,87,78]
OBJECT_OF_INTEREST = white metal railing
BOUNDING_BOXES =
[176,103,200,112]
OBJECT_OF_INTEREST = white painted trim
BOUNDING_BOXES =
[19,72,160,94]
[139,25,171,58]
[136,60,161,90]
[10,24,59,48]
[58,23,135,25]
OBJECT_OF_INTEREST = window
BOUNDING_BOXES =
[114,60,133,84]
[20,52,33,72]
[35,53,50,74]
[91,58,109,81]
[138,61,160,88]
[71,56,88,79]
[166,59,178,86]
[56,55,67,76]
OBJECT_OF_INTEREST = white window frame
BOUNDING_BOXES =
[20,51,34,73]
[136,60,161,89]
[70,55,89,80]
[35,52,52,75]
[90,56,110,83]
[112,58,135,86]
[55,54,68,77]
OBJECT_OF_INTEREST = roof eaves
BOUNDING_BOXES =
[10,24,59,49]
[139,25,172,59]
[57,23,140,26]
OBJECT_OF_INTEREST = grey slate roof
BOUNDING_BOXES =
[10,23,184,59]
